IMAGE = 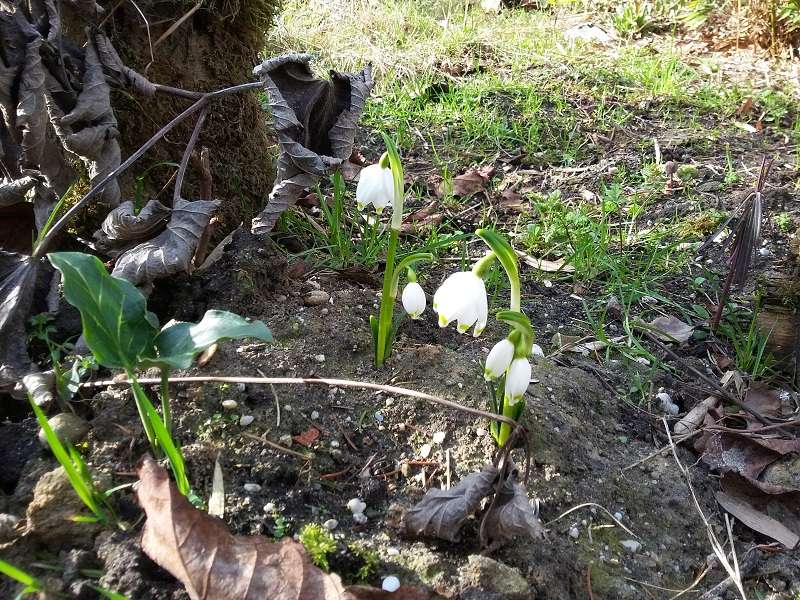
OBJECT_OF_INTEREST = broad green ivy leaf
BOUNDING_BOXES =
[147,310,272,370]
[48,252,159,370]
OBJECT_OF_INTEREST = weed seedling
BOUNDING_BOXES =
[0,558,43,597]
[48,252,272,497]
[299,523,337,571]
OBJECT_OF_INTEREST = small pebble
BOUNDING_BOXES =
[759,247,771,257]
[569,526,579,539]
[543,280,553,288]
[283,404,293,412]
[221,399,238,410]
[330,440,340,448]
[387,547,400,557]
[239,415,255,426]
[321,308,329,315]
[243,483,262,494]
[311,410,320,419]
[347,498,366,515]
[323,519,338,531]
[374,411,384,423]
[264,502,277,513]
[236,382,246,392]
[475,427,487,437]
[315,354,326,363]
[382,576,400,593]
[353,512,368,524]
[432,431,446,444]
[621,539,641,553]
[419,443,432,459]
[613,512,623,521]
[279,434,293,447]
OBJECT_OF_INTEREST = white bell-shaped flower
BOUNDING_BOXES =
[401,282,426,318]
[504,358,531,405]
[356,164,393,212]
[433,271,488,336]
[484,338,514,380]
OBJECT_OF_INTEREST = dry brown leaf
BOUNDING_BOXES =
[498,187,527,211]
[404,464,498,542]
[644,315,694,343]
[436,165,495,198]
[515,250,576,273]
[136,456,432,600]
[400,201,444,233]
[292,426,320,447]
[481,475,544,545]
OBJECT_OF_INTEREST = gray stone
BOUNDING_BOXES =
[620,539,642,553]
[38,413,90,448]
[459,555,531,600]
[0,513,20,542]
[304,290,330,306]
[26,467,102,544]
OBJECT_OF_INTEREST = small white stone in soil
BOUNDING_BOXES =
[239,415,255,426]
[475,427,487,437]
[382,576,400,593]
[321,308,329,315]
[569,526,579,539]
[243,483,261,493]
[279,434,293,447]
[620,539,641,553]
[315,354,326,363]
[432,431,446,444]
[543,280,553,288]
[759,247,771,257]
[347,498,366,515]
[419,443,432,459]
[531,343,545,359]
[387,547,400,557]
[283,404,293,412]
[613,512,624,521]
[323,519,338,531]
[221,399,238,410]
[330,440,340,448]
[311,410,320,420]
[236,382,246,392]
[264,502,277,513]
[353,512,368,524]
[374,411,384,423]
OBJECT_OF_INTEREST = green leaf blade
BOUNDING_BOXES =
[48,252,158,370]
[150,310,272,370]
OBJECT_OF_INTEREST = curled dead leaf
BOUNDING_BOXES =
[481,475,545,546]
[112,199,218,287]
[404,464,497,542]
[644,315,694,344]
[93,199,172,254]
[136,457,432,600]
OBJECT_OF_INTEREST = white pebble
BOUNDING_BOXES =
[387,547,400,556]
[614,512,623,521]
[475,427,487,437]
[347,498,366,515]
[569,526,579,539]
[353,512,368,524]
[239,415,254,426]
[279,434,293,447]
[419,443,432,459]
[315,354,326,363]
[264,502,277,513]
[432,431,446,444]
[374,411,384,423]
[243,483,261,494]
[382,576,400,592]
[543,280,553,288]
[621,539,641,553]
[311,410,320,419]
[221,399,238,410]
[759,247,771,257]
[236,382,246,392]
[323,519,338,531]
[283,404,293,412]
[330,440,340,448]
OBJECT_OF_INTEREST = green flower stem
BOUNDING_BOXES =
[498,402,517,447]
[160,368,171,434]
[375,227,399,367]
[391,252,433,296]
[471,251,497,278]
[476,229,520,312]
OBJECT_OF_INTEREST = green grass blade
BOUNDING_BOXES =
[0,559,41,590]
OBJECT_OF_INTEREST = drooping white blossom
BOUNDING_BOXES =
[401,282,426,318]
[355,163,393,212]
[484,338,514,380]
[433,271,488,336]
[504,358,531,405]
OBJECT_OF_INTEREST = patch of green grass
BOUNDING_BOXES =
[299,523,337,571]
[718,303,776,381]
[348,543,380,582]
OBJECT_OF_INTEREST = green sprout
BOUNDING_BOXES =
[48,252,272,497]
[299,523,337,571]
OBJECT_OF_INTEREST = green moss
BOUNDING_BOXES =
[348,543,380,583]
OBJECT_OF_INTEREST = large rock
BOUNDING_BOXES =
[26,467,101,545]
[459,555,532,600]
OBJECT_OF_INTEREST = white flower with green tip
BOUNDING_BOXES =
[484,338,514,380]
[356,163,393,212]
[504,358,531,405]
[401,281,426,319]
[433,271,488,336]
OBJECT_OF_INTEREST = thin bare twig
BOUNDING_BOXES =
[152,0,203,52]
[544,502,639,539]
[174,106,209,204]
[241,432,312,460]
[81,375,519,428]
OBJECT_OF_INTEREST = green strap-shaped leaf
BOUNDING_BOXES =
[48,252,159,370]
[147,310,272,370]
